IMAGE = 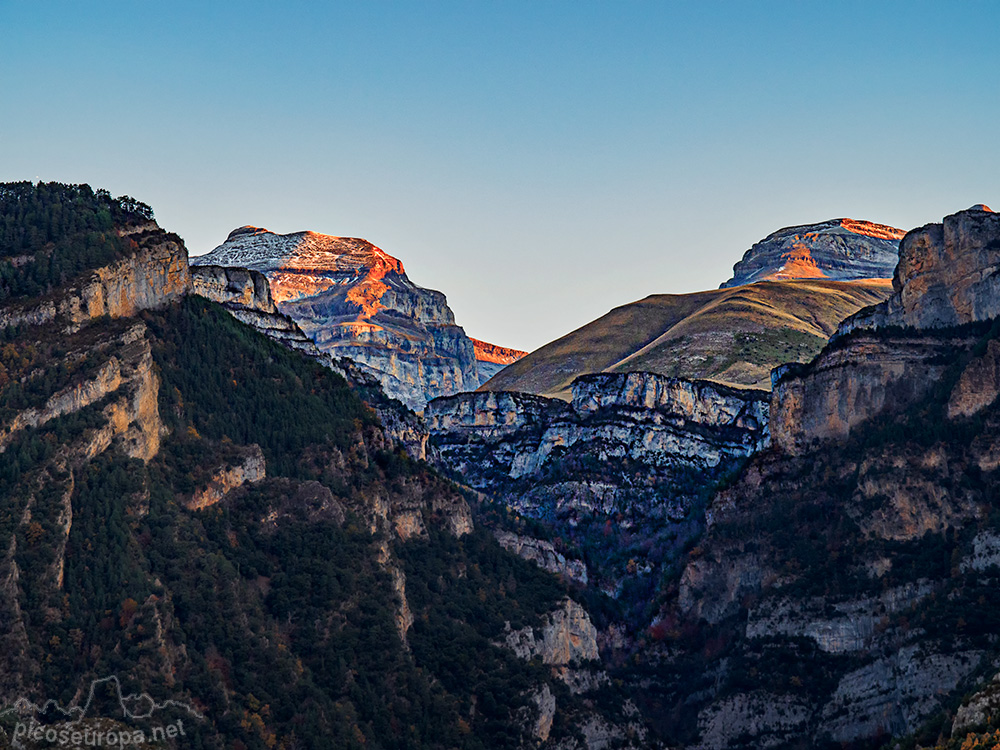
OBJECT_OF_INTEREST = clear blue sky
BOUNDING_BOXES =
[2,1,998,350]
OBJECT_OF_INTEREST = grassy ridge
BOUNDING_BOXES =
[483,279,892,398]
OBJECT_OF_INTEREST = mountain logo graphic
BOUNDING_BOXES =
[0,675,204,724]
[1,676,204,747]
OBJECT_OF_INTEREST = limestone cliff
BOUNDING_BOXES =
[772,205,1000,454]
[428,372,768,598]
[503,599,648,749]
[187,444,266,510]
[191,264,320,354]
[471,337,528,383]
[192,227,480,410]
[504,598,599,667]
[190,263,431,460]
[494,531,588,585]
[429,372,768,517]
[0,321,164,464]
[721,217,904,288]
[0,222,190,331]
[840,204,1000,331]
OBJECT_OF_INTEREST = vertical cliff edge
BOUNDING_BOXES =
[192,227,486,410]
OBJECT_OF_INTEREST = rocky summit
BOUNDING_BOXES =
[652,205,1000,748]
[194,226,484,410]
[721,217,905,288]
[773,204,1000,454]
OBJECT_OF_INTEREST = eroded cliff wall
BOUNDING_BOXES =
[772,206,1000,454]
[1,223,190,331]
[193,227,480,410]
[428,371,768,594]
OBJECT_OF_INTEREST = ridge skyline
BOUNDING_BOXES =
[189,210,959,354]
[5,3,995,352]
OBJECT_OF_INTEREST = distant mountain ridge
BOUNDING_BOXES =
[194,226,517,410]
[721,217,904,288]
[484,217,902,399]
[470,338,528,382]
[483,278,891,398]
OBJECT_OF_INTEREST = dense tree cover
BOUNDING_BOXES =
[142,298,378,478]
[1,299,581,749]
[633,318,1000,749]
[0,181,153,302]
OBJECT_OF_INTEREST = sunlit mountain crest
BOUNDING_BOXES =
[721,216,905,288]
[196,226,408,309]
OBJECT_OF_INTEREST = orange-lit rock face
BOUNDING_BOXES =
[722,218,904,288]
[769,240,828,281]
[470,338,529,384]
[193,226,481,410]
[839,219,907,241]
[197,227,406,314]
[471,338,528,365]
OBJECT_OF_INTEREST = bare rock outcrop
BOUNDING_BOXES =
[504,598,599,666]
[772,206,1000,453]
[187,445,266,510]
[721,218,903,288]
[494,531,588,585]
[850,205,1000,330]
[471,337,527,383]
[191,264,276,313]
[193,227,480,410]
[0,322,164,464]
[948,338,1000,418]
[1,223,190,332]
[953,673,1000,734]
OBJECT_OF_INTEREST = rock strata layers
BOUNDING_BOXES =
[721,218,904,288]
[772,205,1000,453]
[0,222,190,331]
[429,373,767,517]
[471,337,527,382]
[428,371,768,593]
[191,263,431,460]
[193,227,481,410]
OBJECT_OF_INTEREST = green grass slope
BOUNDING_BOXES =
[482,278,892,399]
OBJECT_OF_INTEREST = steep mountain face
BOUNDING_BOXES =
[472,337,528,383]
[191,263,431,460]
[0,185,650,750]
[642,205,1000,749]
[1,222,189,332]
[428,372,768,603]
[484,279,890,397]
[720,218,904,288]
[193,226,481,410]
[773,205,1000,454]
[485,218,901,399]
